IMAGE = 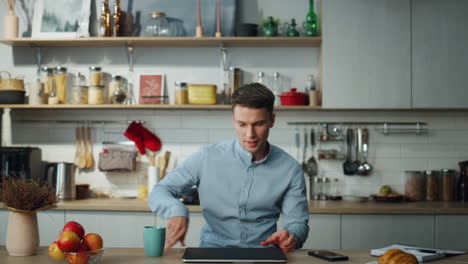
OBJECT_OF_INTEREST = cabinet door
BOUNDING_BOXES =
[66,211,156,247]
[341,215,434,249]
[156,213,205,248]
[435,215,468,250]
[412,0,468,108]
[322,0,411,108]
[0,210,8,245]
[303,214,341,250]
[37,210,65,246]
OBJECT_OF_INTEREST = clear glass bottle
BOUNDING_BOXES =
[143,12,170,37]
[330,178,341,199]
[322,177,330,200]
[272,72,281,106]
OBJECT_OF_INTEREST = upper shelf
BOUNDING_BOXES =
[0,104,321,110]
[0,37,322,48]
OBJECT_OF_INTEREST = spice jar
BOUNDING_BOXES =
[174,82,188,104]
[109,75,126,104]
[88,85,105,104]
[312,177,322,200]
[441,169,456,201]
[228,67,242,96]
[404,170,426,201]
[55,66,67,104]
[426,170,440,201]
[89,66,102,86]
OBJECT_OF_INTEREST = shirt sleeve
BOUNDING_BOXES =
[281,164,309,249]
[148,147,205,220]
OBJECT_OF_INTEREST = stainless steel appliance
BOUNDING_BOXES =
[0,147,42,182]
[45,162,76,200]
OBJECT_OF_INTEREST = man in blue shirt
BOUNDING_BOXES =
[148,83,309,252]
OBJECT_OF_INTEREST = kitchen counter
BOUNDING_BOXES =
[2,199,468,215]
[1,247,467,264]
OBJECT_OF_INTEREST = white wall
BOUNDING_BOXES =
[1,1,468,199]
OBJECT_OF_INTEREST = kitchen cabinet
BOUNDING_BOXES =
[304,214,341,249]
[156,213,205,248]
[322,0,411,109]
[0,210,8,245]
[411,0,468,108]
[341,215,434,249]
[37,210,65,246]
[65,211,155,248]
[435,215,468,250]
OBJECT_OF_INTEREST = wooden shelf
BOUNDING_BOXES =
[0,104,322,110]
[0,37,321,48]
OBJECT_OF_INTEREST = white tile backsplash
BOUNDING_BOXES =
[10,109,468,197]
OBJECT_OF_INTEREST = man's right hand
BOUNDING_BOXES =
[165,216,188,248]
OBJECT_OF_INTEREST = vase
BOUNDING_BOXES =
[6,211,40,256]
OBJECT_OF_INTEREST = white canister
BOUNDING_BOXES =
[3,14,18,38]
[147,166,159,195]
[28,81,44,105]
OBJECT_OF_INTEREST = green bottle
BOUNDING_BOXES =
[303,0,318,36]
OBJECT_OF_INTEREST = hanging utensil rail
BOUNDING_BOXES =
[287,121,428,135]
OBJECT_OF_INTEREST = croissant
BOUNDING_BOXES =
[378,248,418,264]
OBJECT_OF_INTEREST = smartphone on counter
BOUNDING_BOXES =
[308,250,349,261]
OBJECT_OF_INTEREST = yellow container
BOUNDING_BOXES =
[188,84,217,105]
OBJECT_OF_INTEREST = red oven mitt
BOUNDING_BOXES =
[140,125,162,152]
[124,122,162,154]
[124,122,146,154]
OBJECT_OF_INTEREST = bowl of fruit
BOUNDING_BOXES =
[48,221,104,264]
[371,185,405,203]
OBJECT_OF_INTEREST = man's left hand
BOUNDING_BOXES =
[260,230,296,252]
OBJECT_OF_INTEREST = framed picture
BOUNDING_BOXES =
[138,73,166,104]
[32,0,91,38]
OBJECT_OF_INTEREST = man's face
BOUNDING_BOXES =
[232,105,275,161]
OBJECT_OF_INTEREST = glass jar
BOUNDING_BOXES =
[442,169,456,201]
[71,72,88,104]
[322,177,330,200]
[109,75,126,104]
[404,170,426,201]
[55,66,67,104]
[41,67,54,102]
[88,85,105,104]
[89,66,102,86]
[174,82,188,104]
[312,177,322,200]
[143,11,170,37]
[228,67,242,96]
[330,178,341,199]
[426,170,440,201]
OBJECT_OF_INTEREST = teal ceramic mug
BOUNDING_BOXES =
[143,226,166,257]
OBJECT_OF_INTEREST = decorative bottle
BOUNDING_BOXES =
[303,0,318,37]
[100,0,112,37]
[113,0,122,37]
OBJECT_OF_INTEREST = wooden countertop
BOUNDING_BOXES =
[2,199,468,214]
[1,247,467,264]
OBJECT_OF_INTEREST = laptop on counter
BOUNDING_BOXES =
[182,247,288,263]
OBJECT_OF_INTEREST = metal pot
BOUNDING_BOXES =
[45,162,76,200]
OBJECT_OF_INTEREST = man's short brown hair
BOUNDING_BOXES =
[231,83,275,113]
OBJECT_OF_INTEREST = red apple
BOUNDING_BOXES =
[48,241,66,261]
[82,233,103,251]
[63,221,85,239]
[57,231,81,252]
[66,244,89,264]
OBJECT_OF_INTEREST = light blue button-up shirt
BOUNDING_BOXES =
[148,139,309,248]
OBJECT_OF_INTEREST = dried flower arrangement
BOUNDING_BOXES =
[1,178,57,212]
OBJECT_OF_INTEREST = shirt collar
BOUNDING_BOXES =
[234,139,273,165]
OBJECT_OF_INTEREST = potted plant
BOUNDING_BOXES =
[1,178,57,256]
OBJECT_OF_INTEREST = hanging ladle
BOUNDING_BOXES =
[357,128,373,175]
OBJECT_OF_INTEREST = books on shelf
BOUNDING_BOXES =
[371,244,466,263]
